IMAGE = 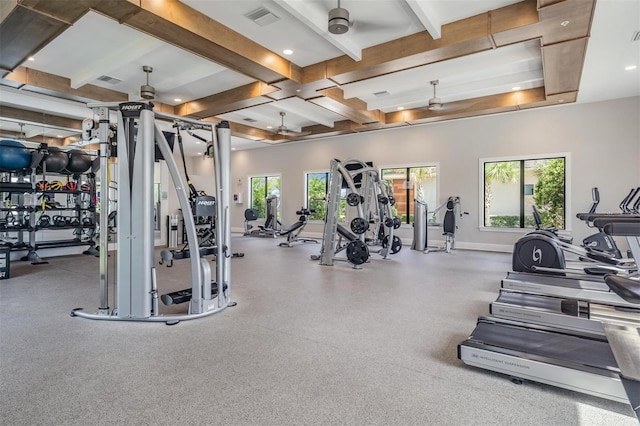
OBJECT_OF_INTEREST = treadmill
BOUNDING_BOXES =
[491,288,640,335]
[459,219,640,420]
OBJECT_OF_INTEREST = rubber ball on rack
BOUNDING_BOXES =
[38,146,69,173]
[0,139,32,172]
[80,183,91,192]
[49,180,63,190]
[36,180,50,191]
[64,149,92,174]
[64,181,78,191]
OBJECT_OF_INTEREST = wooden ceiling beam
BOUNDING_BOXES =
[309,88,385,125]
[0,1,74,71]
[541,37,588,96]
[175,82,280,118]
[384,87,546,125]
[0,105,82,131]
[2,67,128,103]
[91,0,301,85]
[318,0,540,86]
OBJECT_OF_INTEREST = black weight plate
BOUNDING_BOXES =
[377,194,388,205]
[390,235,402,254]
[384,217,395,228]
[346,192,361,206]
[346,240,369,265]
[393,217,401,229]
[350,217,369,234]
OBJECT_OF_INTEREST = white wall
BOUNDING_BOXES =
[189,97,639,251]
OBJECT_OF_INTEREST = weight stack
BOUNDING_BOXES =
[411,199,428,251]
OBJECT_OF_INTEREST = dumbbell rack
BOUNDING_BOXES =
[0,169,98,265]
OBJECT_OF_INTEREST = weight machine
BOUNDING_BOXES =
[313,159,400,268]
[278,207,318,247]
[244,194,282,238]
[71,102,233,323]
[412,196,466,253]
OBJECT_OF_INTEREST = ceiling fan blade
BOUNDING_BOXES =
[350,20,399,34]
[279,129,311,136]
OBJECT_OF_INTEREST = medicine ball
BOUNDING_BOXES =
[49,180,63,191]
[64,149,92,174]
[0,139,32,172]
[64,181,78,191]
[39,146,69,173]
[36,180,50,191]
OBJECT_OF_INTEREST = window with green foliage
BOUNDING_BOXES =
[482,156,566,229]
[250,175,280,218]
[381,166,437,224]
[305,172,347,222]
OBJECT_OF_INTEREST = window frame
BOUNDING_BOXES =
[304,170,330,222]
[379,162,440,225]
[478,153,571,232]
[248,174,281,219]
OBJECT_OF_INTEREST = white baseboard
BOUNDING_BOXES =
[230,227,513,254]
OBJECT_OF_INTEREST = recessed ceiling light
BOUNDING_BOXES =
[283,49,293,55]
[397,107,404,110]
[195,152,202,155]
[560,20,570,27]
[174,98,182,102]
[295,89,301,93]
[231,147,237,151]
[28,56,35,61]
[196,141,202,144]
[266,126,273,129]
[512,86,521,91]
[625,65,637,71]
[56,135,63,138]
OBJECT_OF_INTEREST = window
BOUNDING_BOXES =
[250,175,280,218]
[306,172,328,221]
[305,172,347,222]
[381,165,437,224]
[482,156,567,229]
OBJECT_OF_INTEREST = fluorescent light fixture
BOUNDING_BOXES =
[283,49,293,55]
[625,65,637,71]
[512,86,521,91]
[397,107,404,110]
[174,98,182,102]
[28,57,35,61]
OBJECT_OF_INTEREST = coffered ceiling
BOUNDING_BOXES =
[0,0,638,154]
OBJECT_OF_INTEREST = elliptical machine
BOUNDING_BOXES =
[576,187,640,258]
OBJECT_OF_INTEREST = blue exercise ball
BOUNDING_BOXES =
[0,139,32,172]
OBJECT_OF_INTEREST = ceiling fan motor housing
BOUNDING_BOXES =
[140,84,155,99]
[141,65,155,99]
[328,7,349,34]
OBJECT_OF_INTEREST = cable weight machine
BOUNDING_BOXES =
[71,102,233,323]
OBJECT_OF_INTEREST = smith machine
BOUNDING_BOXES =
[71,102,233,324]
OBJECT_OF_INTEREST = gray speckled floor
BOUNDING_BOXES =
[0,236,636,425]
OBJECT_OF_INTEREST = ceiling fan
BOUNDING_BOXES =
[328,0,350,34]
[140,65,155,100]
[274,112,311,137]
[428,80,444,111]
